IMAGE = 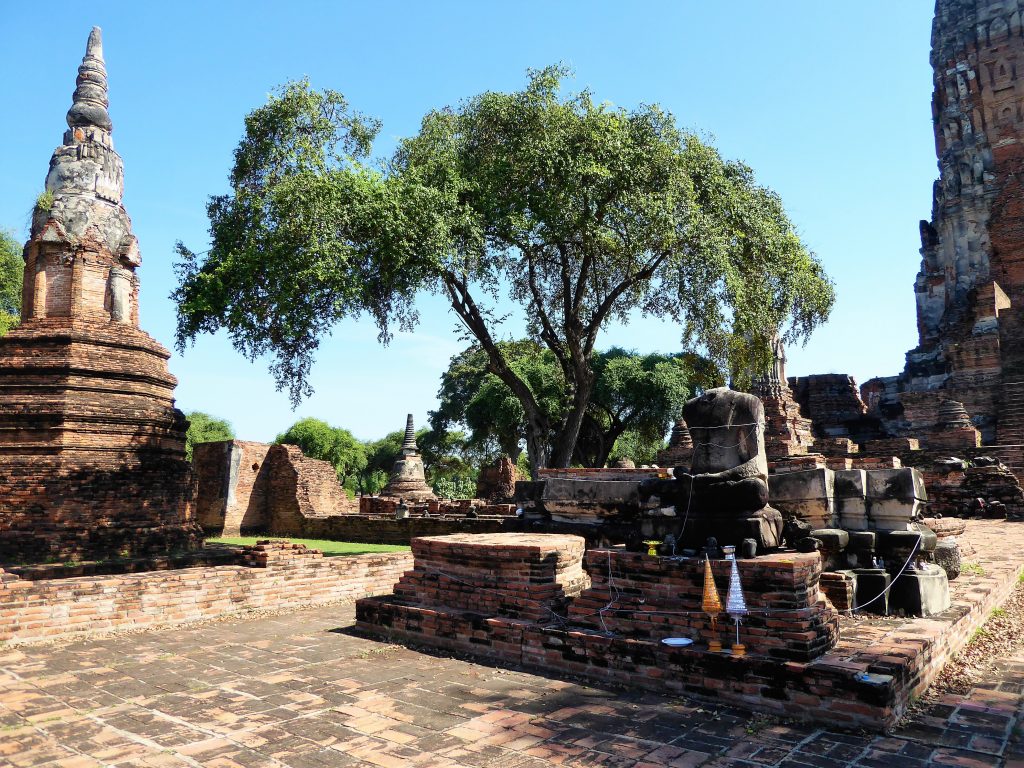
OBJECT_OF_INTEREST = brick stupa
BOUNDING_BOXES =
[0,28,202,562]
[381,415,437,502]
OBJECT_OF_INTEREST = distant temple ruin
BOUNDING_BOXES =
[0,29,201,562]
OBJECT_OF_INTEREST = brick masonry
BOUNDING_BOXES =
[0,30,200,563]
[394,533,589,622]
[568,550,838,662]
[0,541,412,645]
[193,440,358,535]
[194,440,518,541]
[358,520,1024,730]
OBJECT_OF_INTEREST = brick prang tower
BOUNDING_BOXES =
[0,28,202,563]
[898,1,1024,445]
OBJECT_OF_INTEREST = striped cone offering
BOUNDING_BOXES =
[726,557,749,657]
[701,554,723,652]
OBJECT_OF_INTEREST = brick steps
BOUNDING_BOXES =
[997,375,1024,447]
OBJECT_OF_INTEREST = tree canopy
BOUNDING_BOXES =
[174,67,834,477]
[431,342,717,468]
[0,231,23,335]
[184,411,234,461]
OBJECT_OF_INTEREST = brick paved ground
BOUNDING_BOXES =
[1,605,1023,768]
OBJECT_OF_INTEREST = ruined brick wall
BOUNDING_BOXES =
[0,543,412,645]
[193,441,273,536]
[475,456,519,501]
[789,374,881,443]
[265,444,358,534]
[298,514,519,545]
[193,441,359,536]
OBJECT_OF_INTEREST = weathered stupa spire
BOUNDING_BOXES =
[401,413,417,454]
[381,414,437,502]
[66,27,112,132]
[0,28,201,564]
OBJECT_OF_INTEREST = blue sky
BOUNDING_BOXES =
[1,1,936,443]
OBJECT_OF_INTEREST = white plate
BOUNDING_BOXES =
[660,637,693,647]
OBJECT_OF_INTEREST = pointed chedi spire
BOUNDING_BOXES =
[67,27,112,132]
[381,413,436,501]
[402,413,418,455]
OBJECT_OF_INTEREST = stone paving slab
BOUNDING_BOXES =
[1,603,1023,767]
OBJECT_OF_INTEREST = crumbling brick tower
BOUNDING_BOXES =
[900,1,1024,444]
[0,28,202,562]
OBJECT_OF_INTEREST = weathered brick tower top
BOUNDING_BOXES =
[24,27,140,326]
[875,0,1024,447]
[0,28,202,563]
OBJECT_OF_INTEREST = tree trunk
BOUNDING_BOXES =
[524,409,550,479]
[548,369,595,468]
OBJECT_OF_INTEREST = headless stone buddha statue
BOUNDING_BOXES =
[641,387,783,553]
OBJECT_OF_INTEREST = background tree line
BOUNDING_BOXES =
[183,340,716,498]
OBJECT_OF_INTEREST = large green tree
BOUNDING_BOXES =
[0,231,23,335]
[174,68,834,477]
[276,417,367,494]
[184,411,234,461]
[431,342,713,468]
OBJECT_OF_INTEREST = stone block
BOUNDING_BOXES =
[834,469,869,530]
[866,468,927,530]
[934,540,962,580]
[768,468,835,527]
[889,565,950,617]
[541,479,641,524]
[853,569,891,615]
[809,528,850,552]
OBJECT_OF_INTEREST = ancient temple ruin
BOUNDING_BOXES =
[381,414,437,502]
[0,28,201,562]
[860,0,1024,456]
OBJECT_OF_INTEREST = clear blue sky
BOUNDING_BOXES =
[1,1,936,443]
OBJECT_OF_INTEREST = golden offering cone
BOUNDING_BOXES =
[708,639,723,653]
[732,643,746,657]
[701,555,723,615]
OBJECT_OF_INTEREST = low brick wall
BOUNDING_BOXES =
[297,514,522,545]
[0,541,412,645]
[570,550,838,662]
[358,520,1024,730]
[395,533,589,621]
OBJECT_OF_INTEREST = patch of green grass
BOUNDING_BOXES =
[206,537,409,557]
[991,607,1007,618]
[962,562,985,576]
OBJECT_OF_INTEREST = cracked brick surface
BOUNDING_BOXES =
[2,603,1024,767]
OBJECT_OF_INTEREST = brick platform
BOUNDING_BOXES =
[0,541,411,645]
[394,533,588,621]
[358,521,1024,730]
[569,550,838,661]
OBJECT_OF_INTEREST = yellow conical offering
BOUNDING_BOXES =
[701,555,723,652]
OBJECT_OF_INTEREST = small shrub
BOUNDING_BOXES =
[35,190,54,212]
[433,476,477,500]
